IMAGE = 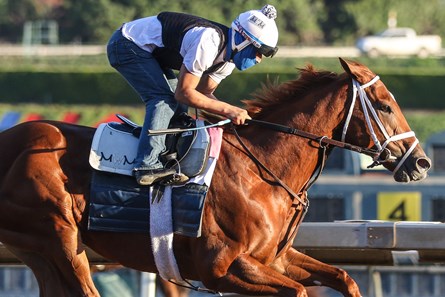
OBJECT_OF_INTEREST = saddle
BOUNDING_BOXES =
[88,113,215,238]
[89,113,210,178]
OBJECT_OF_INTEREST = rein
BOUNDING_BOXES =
[231,122,328,261]
[245,118,382,159]
[232,116,383,205]
[231,123,320,260]
[231,125,315,208]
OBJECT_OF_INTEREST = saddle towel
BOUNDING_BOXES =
[89,120,210,177]
[89,122,137,176]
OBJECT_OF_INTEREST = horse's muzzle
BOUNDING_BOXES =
[393,155,431,183]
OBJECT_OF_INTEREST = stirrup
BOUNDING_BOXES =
[159,173,189,186]
[133,168,176,186]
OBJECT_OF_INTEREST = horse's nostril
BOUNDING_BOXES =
[417,157,431,171]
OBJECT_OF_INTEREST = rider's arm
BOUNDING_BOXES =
[175,65,251,125]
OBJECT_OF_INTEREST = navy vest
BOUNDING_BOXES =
[153,12,229,72]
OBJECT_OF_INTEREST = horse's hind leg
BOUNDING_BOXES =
[6,244,99,297]
[276,247,362,297]
[0,122,100,296]
[0,208,99,296]
[0,204,99,296]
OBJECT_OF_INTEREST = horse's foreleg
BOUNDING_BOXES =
[202,253,308,297]
[275,247,362,297]
[50,246,100,297]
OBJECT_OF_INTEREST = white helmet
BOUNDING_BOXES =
[231,4,279,57]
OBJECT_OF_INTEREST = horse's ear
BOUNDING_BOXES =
[339,57,374,84]
[339,57,357,79]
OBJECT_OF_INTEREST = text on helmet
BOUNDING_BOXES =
[248,15,265,29]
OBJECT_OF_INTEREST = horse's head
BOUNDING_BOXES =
[339,58,431,182]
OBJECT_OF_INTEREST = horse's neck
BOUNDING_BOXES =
[239,85,348,193]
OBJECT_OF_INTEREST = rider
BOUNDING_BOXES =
[107,4,279,186]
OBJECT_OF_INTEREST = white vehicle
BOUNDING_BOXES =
[356,27,442,58]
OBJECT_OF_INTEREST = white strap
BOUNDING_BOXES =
[393,139,419,174]
[342,76,419,176]
[341,84,357,142]
[359,75,380,89]
[381,131,416,150]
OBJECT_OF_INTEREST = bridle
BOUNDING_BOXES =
[233,74,420,203]
[342,75,419,175]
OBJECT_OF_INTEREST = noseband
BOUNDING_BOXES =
[341,76,419,174]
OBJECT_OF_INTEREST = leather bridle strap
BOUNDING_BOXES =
[232,123,326,260]
[246,119,381,159]
[231,126,308,208]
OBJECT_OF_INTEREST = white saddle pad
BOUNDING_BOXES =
[89,120,210,177]
[89,122,137,176]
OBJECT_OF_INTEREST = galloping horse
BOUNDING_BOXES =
[0,58,430,297]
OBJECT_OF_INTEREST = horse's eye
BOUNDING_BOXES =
[379,104,392,113]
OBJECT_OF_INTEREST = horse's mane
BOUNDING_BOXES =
[200,64,341,123]
[243,64,340,116]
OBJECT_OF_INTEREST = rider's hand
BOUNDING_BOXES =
[227,107,251,125]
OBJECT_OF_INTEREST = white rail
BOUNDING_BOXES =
[294,221,445,265]
[0,221,444,265]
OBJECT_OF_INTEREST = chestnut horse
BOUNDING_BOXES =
[0,58,430,297]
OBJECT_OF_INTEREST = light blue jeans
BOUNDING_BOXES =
[107,29,178,170]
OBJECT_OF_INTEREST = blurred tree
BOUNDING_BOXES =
[0,0,38,43]
[278,0,324,45]
[345,0,445,38]
[0,0,444,46]
[58,0,135,43]
[0,0,8,42]
[319,0,357,45]
[388,0,444,35]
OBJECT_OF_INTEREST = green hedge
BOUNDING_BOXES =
[1,71,445,109]
[218,72,445,109]
[1,103,444,144]
[0,72,139,104]
[377,74,445,109]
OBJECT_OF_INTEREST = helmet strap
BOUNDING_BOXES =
[229,29,251,60]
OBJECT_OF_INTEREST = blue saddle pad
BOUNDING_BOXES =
[88,171,208,237]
